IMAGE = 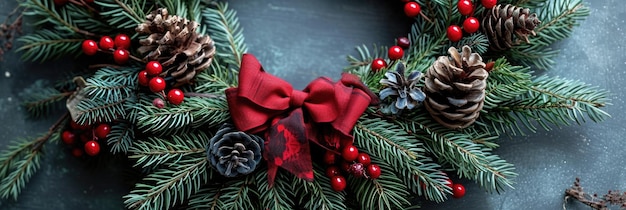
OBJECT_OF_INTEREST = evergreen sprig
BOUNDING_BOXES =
[128,132,209,169]
[19,80,72,118]
[16,29,82,62]
[107,121,135,154]
[349,161,412,210]
[96,0,148,31]
[292,165,347,210]
[255,170,296,210]
[203,2,248,69]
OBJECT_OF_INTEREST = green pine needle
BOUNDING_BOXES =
[128,132,209,169]
[203,2,248,69]
[293,164,347,210]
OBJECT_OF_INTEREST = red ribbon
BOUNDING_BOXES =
[225,54,379,185]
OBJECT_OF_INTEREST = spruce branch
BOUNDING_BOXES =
[202,2,248,69]
[216,175,259,209]
[293,164,347,210]
[20,0,95,37]
[107,121,135,154]
[128,132,209,169]
[349,161,411,209]
[124,157,208,210]
[20,80,74,118]
[193,60,238,94]
[96,0,148,30]
[397,112,517,193]
[0,112,68,200]
[353,117,448,202]
[17,29,83,62]
[255,170,296,210]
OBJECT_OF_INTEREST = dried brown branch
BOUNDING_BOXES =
[0,6,24,61]
[564,177,626,210]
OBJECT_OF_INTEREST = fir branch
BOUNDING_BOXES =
[17,29,82,62]
[397,112,517,193]
[20,0,95,36]
[256,170,296,210]
[0,113,68,200]
[293,164,347,210]
[19,80,73,118]
[74,96,127,125]
[107,122,135,154]
[185,185,223,210]
[344,44,387,73]
[96,0,148,30]
[203,2,248,69]
[124,157,208,210]
[349,161,411,209]
[216,175,259,209]
[355,116,448,202]
[193,60,238,94]
[65,3,111,34]
[136,96,229,135]
[128,132,209,169]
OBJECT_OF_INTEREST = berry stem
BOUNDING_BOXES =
[31,112,70,152]
[419,11,433,23]
[184,92,221,98]
[68,0,97,13]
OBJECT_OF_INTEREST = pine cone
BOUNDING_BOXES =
[481,4,541,51]
[136,8,215,86]
[379,62,426,114]
[424,46,488,129]
[208,123,264,177]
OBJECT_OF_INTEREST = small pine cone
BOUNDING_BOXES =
[481,4,541,51]
[136,8,216,86]
[208,123,264,177]
[379,62,426,114]
[424,46,488,129]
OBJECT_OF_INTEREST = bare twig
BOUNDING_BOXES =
[564,177,626,210]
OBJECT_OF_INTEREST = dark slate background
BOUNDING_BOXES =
[0,0,624,209]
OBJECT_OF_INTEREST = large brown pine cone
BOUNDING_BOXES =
[424,46,488,129]
[481,4,541,51]
[136,8,215,86]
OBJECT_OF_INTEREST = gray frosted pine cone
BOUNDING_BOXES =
[379,62,426,114]
[208,123,264,177]
[424,46,488,129]
[481,4,541,51]
[136,8,216,86]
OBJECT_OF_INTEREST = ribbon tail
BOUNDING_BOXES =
[264,108,314,185]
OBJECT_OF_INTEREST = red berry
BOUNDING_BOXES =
[113,49,129,64]
[95,124,111,139]
[81,40,98,56]
[54,0,68,6]
[452,183,466,198]
[323,150,337,165]
[84,141,100,156]
[149,77,166,92]
[481,0,497,9]
[445,178,454,188]
[349,163,366,177]
[396,37,410,49]
[387,46,404,60]
[463,17,480,34]
[404,2,421,18]
[325,166,341,178]
[80,133,92,143]
[367,164,381,179]
[61,131,76,145]
[340,161,351,172]
[356,153,371,166]
[138,70,149,86]
[146,61,163,76]
[371,58,387,72]
[447,25,463,42]
[457,0,474,16]
[99,36,115,50]
[71,148,83,157]
[114,34,131,50]
[330,175,347,191]
[167,89,185,105]
[341,145,359,162]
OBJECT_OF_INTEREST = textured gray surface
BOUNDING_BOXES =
[0,0,624,209]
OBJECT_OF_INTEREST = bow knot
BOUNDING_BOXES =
[226,54,379,185]
[289,90,308,108]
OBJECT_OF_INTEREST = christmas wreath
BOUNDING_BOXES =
[0,0,609,209]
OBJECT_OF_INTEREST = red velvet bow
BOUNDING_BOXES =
[225,54,379,185]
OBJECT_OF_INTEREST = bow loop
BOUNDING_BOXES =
[289,90,308,108]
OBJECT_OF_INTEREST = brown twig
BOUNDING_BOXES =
[185,92,221,98]
[68,0,98,14]
[0,6,24,61]
[31,112,70,152]
[564,177,626,210]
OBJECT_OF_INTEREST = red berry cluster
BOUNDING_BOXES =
[370,37,411,72]
[62,120,110,157]
[138,61,185,107]
[448,0,498,42]
[81,34,131,64]
[323,145,381,192]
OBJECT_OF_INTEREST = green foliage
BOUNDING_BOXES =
[193,60,238,94]
[136,96,229,135]
[96,0,149,31]
[124,156,208,210]
[349,161,411,209]
[107,122,135,154]
[19,81,72,118]
[256,170,296,210]
[158,0,205,33]
[128,132,209,169]
[293,165,347,210]
[17,29,82,62]
[203,2,248,69]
